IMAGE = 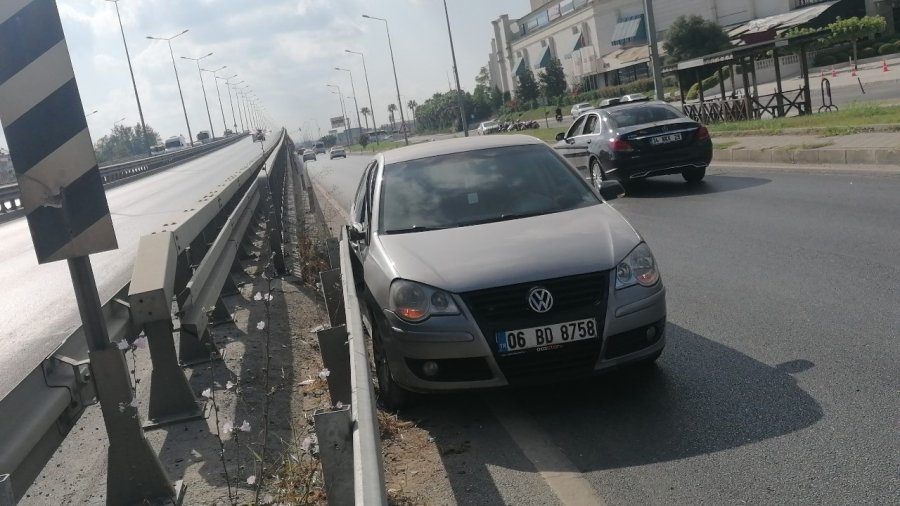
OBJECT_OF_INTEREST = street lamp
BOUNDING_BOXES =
[113,117,126,130]
[106,0,152,156]
[345,49,377,142]
[442,0,468,136]
[181,52,215,139]
[147,30,194,146]
[215,73,239,133]
[230,80,246,132]
[239,85,255,130]
[335,67,363,143]
[85,110,99,117]
[326,84,351,146]
[362,14,409,145]
[202,65,228,134]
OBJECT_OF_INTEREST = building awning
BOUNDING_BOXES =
[538,47,552,68]
[573,33,586,51]
[610,15,645,46]
[514,58,527,76]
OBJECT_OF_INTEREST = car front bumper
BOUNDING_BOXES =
[378,276,667,393]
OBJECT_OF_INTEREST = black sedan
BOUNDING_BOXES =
[553,100,712,185]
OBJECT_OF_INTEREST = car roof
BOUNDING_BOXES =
[379,135,545,165]
[599,99,672,112]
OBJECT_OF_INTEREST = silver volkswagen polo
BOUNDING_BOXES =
[349,135,666,409]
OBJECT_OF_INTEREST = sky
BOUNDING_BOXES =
[0,0,530,151]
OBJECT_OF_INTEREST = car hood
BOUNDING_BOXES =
[375,203,641,293]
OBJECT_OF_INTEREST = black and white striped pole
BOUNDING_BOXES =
[0,1,182,503]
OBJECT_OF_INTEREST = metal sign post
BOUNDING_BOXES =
[0,1,182,503]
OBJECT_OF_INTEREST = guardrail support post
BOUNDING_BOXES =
[313,406,354,505]
[320,269,346,327]
[143,320,203,430]
[209,297,234,326]
[0,474,14,506]
[315,326,352,406]
[178,326,222,366]
[91,348,185,505]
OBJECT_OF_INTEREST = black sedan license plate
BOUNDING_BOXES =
[650,133,682,145]
[496,318,598,354]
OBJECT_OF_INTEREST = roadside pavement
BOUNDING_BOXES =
[713,130,900,166]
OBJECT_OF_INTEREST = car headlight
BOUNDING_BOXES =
[615,242,660,289]
[389,279,460,322]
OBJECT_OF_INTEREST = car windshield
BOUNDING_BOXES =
[483,121,497,127]
[607,104,684,128]
[380,144,599,234]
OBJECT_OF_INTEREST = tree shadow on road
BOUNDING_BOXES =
[400,322,822,503]
[622,174,770,199]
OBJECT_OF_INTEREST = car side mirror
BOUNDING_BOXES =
[555,132,565,142]
[598,181,626,201]
[348,222,367,242]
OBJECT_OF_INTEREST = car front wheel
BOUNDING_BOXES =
[682,166,706,183]
[369,313,415,411]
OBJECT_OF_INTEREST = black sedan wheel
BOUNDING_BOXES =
[682,166,706,183]
[589,158,607,189]
[369,313,414,411]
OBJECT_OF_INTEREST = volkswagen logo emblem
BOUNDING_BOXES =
[527,287,553,313]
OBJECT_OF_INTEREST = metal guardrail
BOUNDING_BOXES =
[0,131,287,502]
[0,134,248,219]
[313,227,388,505]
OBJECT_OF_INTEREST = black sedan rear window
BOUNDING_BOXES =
[607,105,684,128]
[380,145,599,234]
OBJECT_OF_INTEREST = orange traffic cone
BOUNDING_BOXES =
[851,64,858,77]
[883,59,890,72]
[831,65,837,77]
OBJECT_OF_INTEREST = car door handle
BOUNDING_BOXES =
[586,139,591,144]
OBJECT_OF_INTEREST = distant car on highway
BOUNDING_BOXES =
[349,135,665,409]
[164,135,187,152]
[197,130,212,143]
[150,144,166,155]
[553,99,712,185]
[314,141,326,154]
[570,102,594,118]
[476,120,500,135]
[302,149,316,161]
[329,146,347,159]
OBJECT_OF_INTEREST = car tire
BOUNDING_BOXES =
[369,312,415,411]
[682,166,706,184]
[589,158,606,188]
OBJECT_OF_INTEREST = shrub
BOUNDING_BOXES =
[860,47,877,59]
[878,43,895,55]
[815,54,835,66]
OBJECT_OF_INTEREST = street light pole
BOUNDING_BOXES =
[362,14,409,145]
[181,53,215,139]
[147,30,193,146]
[216,74,238,133]
[202,65,228,135]
[326,84,351,146]
[643,0,665,100]
[107,0,152,156]
[443,0,468,136]
[345,49,378,143]
[335,67,363,144]
[241,86,255,130]
[231,80,245,132]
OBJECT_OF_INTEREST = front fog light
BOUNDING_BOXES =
[422,361,439,377]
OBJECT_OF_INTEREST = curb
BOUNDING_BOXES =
[710,123,900,137]
[714,147,900,166]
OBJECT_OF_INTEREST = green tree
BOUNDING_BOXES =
[516,68,540,102]
[663,15,732,62]
[318,134,337,148]
[828,15,887,65]
[473,66,495,115]
[359,133,370,149]
[491,85,505,110]
[387,103,397,131]
[94,123,161,164]
[539,58,568,99]
[407,100,418,132]
[359,106,371,131]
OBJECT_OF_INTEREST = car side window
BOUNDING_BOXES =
[566,115,587,138]
[352,161,376,225]
[583,114,599,135]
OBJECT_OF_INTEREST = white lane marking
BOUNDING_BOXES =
[488,396,607,506]
[312,180,350,222]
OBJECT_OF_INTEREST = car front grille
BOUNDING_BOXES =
[462,272,608,384]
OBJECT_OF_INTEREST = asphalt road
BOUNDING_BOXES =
[307,155,899,505]
[0,137,269,399]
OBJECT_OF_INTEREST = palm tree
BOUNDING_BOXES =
[359,107,371,131]
[407,100,418,133]
[387,103,397,132]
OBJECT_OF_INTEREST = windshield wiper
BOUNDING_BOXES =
[383,225,453,234]
[455,211,551,227]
